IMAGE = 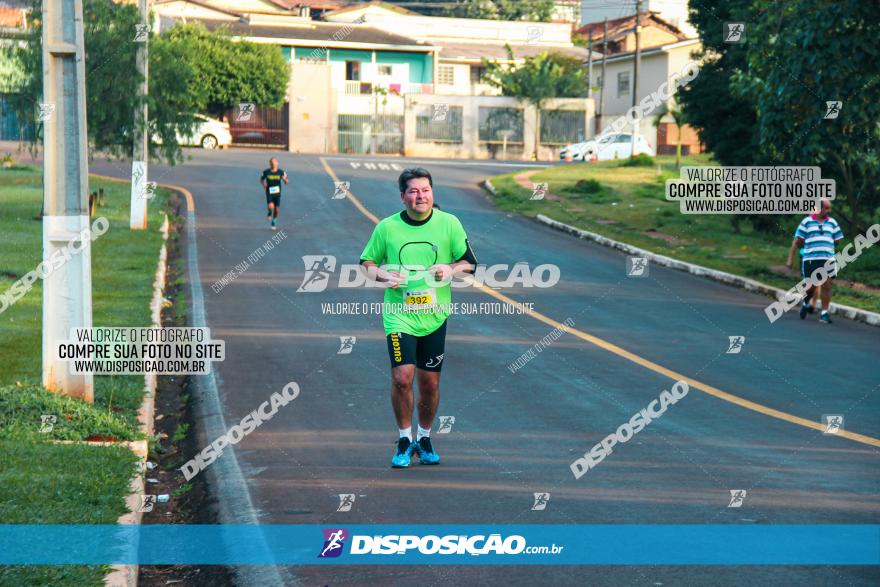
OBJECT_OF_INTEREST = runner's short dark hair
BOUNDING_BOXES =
[398,168,433,192]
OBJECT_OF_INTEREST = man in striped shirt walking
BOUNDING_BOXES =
[786,198,843,324]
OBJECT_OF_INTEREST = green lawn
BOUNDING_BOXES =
[0,441,138,587]
[0,165,172,585]
[489,155,880,313]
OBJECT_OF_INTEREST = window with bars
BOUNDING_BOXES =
[437,65,455,86]
[617,71,630,97]
[540,110,586,145]
[415,104,463,143]
[478,107,523,143]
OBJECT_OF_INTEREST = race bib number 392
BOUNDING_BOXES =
[404,288,435,310]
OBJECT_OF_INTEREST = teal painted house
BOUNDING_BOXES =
[201,19,437,95]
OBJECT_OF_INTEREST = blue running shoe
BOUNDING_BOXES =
[391,437,414,468]
[414,436,440,465]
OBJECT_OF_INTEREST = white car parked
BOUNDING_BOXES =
[155,114,232,150]
[560,133,654,161]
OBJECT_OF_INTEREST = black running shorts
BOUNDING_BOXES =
[266,191,281,207]
[386,320,447,372]
[802,258,836,281]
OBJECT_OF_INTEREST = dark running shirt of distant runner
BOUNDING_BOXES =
[260,157,288,230]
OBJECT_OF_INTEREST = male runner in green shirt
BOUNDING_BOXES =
[360,168,477,468]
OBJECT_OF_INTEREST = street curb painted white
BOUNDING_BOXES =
[480,179,880,327]
[179,192,289,587]
[88,175,289,586]
[104,214,168,587]
[537,212,880,327]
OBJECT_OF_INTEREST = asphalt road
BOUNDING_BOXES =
[91,149,880,586]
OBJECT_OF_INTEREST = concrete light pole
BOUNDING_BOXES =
[631,0,642,158]
[130,0,149,230]
[41,0,94,401]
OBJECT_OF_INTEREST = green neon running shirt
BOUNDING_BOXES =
[360,209,469,336]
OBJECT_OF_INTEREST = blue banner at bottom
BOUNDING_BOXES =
[1,525,878,565]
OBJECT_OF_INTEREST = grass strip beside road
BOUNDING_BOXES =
[0,441,139,587]
[0,165,172,585]
[488,155,880,313]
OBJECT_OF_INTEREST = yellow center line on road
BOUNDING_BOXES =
[320,156,880,448]
[319,158,380,224]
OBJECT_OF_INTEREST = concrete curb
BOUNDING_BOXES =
[480,179,880,327]
[104,213,169,587]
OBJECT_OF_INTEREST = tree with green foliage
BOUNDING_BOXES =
[161,23,289,119]
[676,0,757,168]
[737,0,880,233]
[447,0,554,22]
[681,0,880,234]
[8,0,289,164]
[653,97,687,170]
[483,49,585,159]
[9,0,190,162]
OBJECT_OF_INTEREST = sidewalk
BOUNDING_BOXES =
[0,140,41,164]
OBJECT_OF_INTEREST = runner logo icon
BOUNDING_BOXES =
[138,494,156,513]
[319,528,348,558]
[425,353,444,368]
[724,23,744,43]
[338,336,356,355]
[728,489,746,508]
[627,256,649,277]
[39,414,57,433]
[332,181,350,199]
[824,101,842,120]
[531,183,548,200]
[298,255,337,292]
[726,336,745,354]
[822,414,844,435]
[437,416,455,433]
[337,494,355,512]
[531,493,550,511]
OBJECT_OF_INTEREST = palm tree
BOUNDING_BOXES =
[653,97,687,170]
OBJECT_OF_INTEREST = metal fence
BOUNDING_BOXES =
[224,104,289,149]
[478,107,523,143]
[338,114,404,154]
[540,109,586,145]
[415,104,463,143]
[0,94,34,141]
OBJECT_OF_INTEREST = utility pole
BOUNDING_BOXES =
[598,18,607,135]
[41,0,94,401]
[130,0,149,230]
[631,0,642,158]
[587,36,593,99]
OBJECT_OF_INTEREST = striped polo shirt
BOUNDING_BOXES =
[795,214,843,260]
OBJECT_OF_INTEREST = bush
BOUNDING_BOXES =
[621,153,656,167]
[573,178,602,194]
